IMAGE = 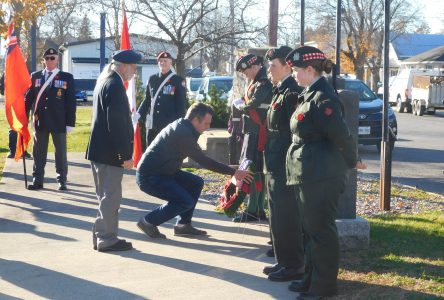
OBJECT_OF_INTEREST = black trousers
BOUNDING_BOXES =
[295,175,347,296]
[32,130,68,184]
[266,171,304,269]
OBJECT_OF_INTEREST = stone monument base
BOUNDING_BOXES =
[336,216,370,251]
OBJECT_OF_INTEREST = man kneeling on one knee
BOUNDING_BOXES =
[136,103,254,238]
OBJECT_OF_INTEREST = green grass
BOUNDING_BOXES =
[0,107,92,178]
[339,211,444,298]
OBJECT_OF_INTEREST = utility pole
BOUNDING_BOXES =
[335,0,342,74]
[100,13,106,72]
[269,0,279,46]
[300,0,305,45]
[380,0,392,211]
[229,0,235,73]
[30,21,37,72]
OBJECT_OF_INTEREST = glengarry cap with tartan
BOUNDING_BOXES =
[266,46,293,61]
[157,51,173,61]
[285,46,327,68]
[235,54,263,72]
[112,49,142,64]
[43,48,58,57]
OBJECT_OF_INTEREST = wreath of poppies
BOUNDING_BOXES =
[218,159,263,217]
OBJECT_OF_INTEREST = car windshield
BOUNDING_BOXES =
[209,79,233,92]
[344,81,378,101]
[190,79,202,91]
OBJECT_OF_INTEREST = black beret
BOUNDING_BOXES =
[235,54,263,72]
[112,49,142,64]
[266,46,293,61]
[43,48,58,57]
[157,51,173,60]
[285,46,326,68]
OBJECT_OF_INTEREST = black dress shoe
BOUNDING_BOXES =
[7,153,14,158]
[58,183,67,191]
[263,263,282,275]
[266,247,275,257]
[22,152,32,159]
[28,183,43,190]
[268,267,304,282]
[288,280,309,293]
[295,292,322,300]
[98,240,133,252]
[94,239,128,250]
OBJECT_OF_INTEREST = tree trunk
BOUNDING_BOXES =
[371,67,380,92]
[175,50,186,77]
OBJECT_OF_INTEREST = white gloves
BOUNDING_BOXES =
[66,126,74,133]
[233,98,245,110]
[132,112,141,125]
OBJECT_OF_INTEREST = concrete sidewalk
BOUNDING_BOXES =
[0,153,295,299]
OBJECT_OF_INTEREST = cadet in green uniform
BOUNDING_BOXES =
[261,46,305,282]
[233,54,273,222]
[284,46,358,300]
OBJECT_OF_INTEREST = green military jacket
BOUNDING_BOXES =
[264,75,302,174]
[241,67,273,134]
[286,77,358,185]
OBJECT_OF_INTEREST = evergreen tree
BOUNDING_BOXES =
[78,14,92,41]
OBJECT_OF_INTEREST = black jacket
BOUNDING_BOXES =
[85,71,133,167]
[25,69,76,133]
[137,118,235,177]
[137,70,186,131]
[286,77,358,185]
[264,75,302,174]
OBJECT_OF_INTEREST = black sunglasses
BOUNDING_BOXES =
[44,56,57,61]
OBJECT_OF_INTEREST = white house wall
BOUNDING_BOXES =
[61,36,177,84]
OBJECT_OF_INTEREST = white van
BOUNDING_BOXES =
[389,69,441,113]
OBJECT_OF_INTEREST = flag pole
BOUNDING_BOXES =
[21,135,28,188]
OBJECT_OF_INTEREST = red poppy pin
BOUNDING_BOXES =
[296,113,305,121]
[324,107,333,116]
[272,102,280,110]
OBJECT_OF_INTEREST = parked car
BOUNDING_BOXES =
[388,69,441,113]
[186,77,203,101]
[338,77,397,152]
[196,76,233,102]
[75,90,88,102]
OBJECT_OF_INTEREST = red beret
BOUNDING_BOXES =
[157,51,173,61]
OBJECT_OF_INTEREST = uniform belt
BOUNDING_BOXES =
[292,134,324,144]
[232,118,241,121]
[267,130,290,138]
[258,103,270,109]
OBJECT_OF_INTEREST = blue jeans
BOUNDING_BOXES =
[136,170,204,226]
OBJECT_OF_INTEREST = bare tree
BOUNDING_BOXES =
[309,0,428,90]
[130,0,263,76]
[38,0,87,45]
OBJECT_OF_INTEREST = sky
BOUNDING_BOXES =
[1,0,443,56]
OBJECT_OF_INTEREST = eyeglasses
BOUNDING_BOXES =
[44,56,57,61]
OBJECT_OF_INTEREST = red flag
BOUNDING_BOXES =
[4,18,31,161]
[120,5,142,167]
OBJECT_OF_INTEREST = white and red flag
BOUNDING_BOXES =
[4,17,31,160]
[120,5,142,167]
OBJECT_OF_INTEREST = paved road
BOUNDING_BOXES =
[360,110,444,195]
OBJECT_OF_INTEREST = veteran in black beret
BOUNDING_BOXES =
[137,51,186,148]
[86,49,141,252]
[232,54,272,223]
[25,47,76,191]
[261,46,305,282]
[284,45,360,299]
